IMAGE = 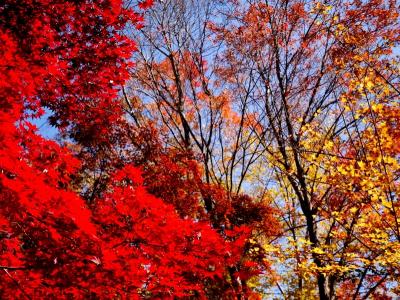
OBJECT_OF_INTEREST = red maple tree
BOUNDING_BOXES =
[0,0,268,298]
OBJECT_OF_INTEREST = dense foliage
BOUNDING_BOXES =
[0,0,269,298]
[1,0,400,299]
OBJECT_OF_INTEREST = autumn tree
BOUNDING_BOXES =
[125,0,268,198]
[0,0,267,298]
[209,0,400,298]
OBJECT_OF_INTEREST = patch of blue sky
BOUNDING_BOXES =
[27,108,58,139]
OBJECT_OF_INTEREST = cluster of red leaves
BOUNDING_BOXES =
[73,123,276,296]
[94,166,250,298]
[0,0,261,298]
[0,122,248,297]
[1,0,141,145]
